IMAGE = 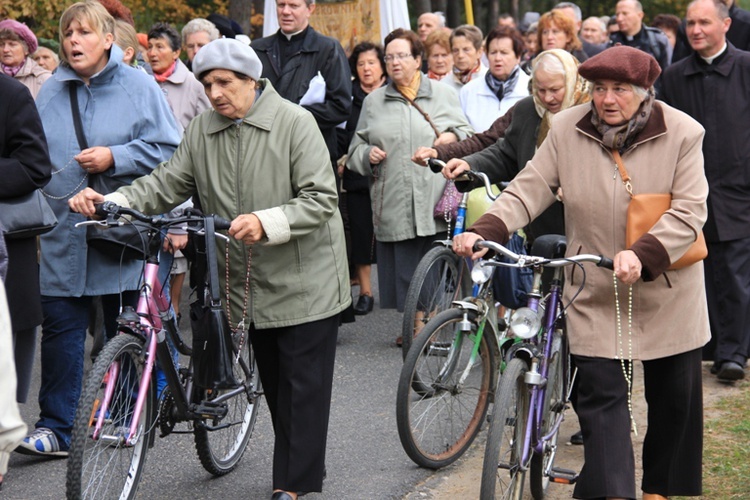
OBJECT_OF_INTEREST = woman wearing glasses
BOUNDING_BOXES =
[347,29,472,340]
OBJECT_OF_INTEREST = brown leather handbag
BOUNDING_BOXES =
[613,150,707,270]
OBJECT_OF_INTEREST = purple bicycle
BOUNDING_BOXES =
[478,236,612,499]
[66,202,261,500]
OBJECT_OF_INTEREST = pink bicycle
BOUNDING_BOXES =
[66,201,261,499]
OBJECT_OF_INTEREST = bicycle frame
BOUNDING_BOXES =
[517,264,569,470]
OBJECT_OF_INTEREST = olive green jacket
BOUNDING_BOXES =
[109,80,351,328]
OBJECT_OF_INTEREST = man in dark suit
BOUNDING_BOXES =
[251,0,351,184]
[662,0,750,382]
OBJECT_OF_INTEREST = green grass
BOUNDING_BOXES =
[698,380,750,499]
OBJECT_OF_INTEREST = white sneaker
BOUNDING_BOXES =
[16,427,68,457]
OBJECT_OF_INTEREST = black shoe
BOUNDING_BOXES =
[271,492,295,500]
[717,361,745,381]
[710,362,720,375]
[353,294,374,315]
[570,430,583,445]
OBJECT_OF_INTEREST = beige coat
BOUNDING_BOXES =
[477,102,710,360]
[14,57,50,98]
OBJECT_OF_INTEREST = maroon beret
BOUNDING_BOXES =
[0,19,38,55]
[578,45,661,89]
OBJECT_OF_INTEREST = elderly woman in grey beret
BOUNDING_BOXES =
[69,38,350,500]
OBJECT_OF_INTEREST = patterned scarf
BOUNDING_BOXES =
[453,61,482,85]
[590,88,655,151]
[1,59,24,77]
[531,49,591,148]
[153,60,177,83]
[485,65,521,101]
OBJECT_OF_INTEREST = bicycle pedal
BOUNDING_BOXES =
[192,401,228,419]
[549,466,578,484]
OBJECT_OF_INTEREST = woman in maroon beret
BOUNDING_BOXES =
[453,45,709,500]
[0,19,50,98]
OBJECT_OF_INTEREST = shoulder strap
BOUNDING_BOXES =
[68,82,89,150]
[612,149,634,198]
[396,88,441,139]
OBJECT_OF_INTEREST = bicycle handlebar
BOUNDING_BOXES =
[426,158,499,201]
[92,201,233,231]
[474,239,614,270]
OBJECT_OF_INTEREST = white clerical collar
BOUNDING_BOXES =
[281,27,306,41]
[700,42,728,65]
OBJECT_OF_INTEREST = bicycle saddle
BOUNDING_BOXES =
[530,234,567,259]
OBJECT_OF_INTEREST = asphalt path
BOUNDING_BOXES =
[5,274,454,499]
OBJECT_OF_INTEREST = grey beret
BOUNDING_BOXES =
[192,38,263,80]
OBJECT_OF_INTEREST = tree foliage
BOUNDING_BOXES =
[1,0,227,41]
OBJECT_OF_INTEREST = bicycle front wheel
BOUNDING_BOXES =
[401,245,471,359]
[396,308,495,469]
[530,330,566,499]
[481,357,530,500]
[194,332,261,475]
[67,334,154,500]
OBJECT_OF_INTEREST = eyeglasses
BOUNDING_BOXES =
[385,53,413,63]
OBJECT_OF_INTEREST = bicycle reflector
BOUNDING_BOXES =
[471,260,493,284]
[509,307,542,339]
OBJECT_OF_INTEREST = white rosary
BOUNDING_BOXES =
[613,273,637,436]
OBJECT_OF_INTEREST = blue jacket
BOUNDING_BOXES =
[36,45,180,296]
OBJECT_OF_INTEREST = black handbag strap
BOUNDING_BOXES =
[69,83,89,150]
[203,216,222,307]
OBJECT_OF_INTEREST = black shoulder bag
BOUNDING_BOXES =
[69,83,149,260]
[189,216,240,389]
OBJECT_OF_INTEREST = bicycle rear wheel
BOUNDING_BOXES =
[67,334,154,500]
[401,245,471,359]
[194,332,261,475]
[530,330,566,499]
[396,308,495,469]
[481,357,530,500]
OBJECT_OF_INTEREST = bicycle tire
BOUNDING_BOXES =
[401,245,471,359]
[396,308,495,469]
[480,357,530,500]
[67,334,155,500]
[194,332,261,475]
[530,331,566,499]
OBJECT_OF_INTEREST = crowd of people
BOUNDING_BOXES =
[1,0,749,498]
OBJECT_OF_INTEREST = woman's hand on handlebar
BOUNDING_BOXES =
[68,187,106,217]
[163,233,189,253]
[411,146,438,166]
[614,250,642,285]
[452,232,488,259]
[443,159,470,180]
[229,213,266,246]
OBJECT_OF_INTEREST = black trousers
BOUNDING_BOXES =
[572,348,703,499]
[249,314,339,493]
[703,237,750,365]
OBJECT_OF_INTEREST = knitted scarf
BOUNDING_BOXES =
[590,88,655,151]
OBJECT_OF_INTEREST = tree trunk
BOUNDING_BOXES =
[433,0,447,14]
[489,0,500,27]
[414,0,432,16]
[229,0,253,37]
[446,1,462,27]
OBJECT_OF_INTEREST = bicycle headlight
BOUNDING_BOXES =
[471,260,493,285]
[509,307,542,339]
